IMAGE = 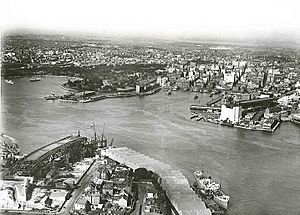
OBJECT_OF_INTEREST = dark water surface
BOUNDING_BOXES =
[1,76,300,215]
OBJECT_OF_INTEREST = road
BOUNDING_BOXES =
[131,182,148,215]
[58,159,99,215]
[0,160,99,215]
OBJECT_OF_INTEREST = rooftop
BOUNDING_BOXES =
[104,147,211,215]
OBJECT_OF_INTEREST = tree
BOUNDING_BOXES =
[45,197,53,207]
[85,200,92,213]
[134,168,149,181]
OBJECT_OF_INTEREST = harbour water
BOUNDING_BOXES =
[1,76,300,215]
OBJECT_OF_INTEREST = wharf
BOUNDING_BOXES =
[104,147,212,215]
[206,95,224,106]
[233,121,280,133]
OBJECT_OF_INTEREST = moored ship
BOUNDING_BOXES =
[194,170,220,192]
[194,169,230,209]
[291,113,300,125]
[29,78,41,82]
[213,189,230,210]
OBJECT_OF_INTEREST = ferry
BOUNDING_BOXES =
[44,93,59,100]
[30,78,41,82]
[190,113,198,119]
[194,170,230,209]
[5,80,14,85]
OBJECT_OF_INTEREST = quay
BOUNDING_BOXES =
[104,147,212,215]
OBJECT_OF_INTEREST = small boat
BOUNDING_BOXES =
[190,113,198,119]
[196,114,203,121]
[194,94,198,99]
[30,78,41,82]
[172,86,179,91]
[220,120,234,127]
[167,90,172,95]
[57,98,78,103]
[44,93,59,100]
[5,80,14,85]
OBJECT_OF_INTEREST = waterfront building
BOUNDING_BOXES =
[156,76,169,87]
[74,197,86,211]
[103,147,212,215]
[220,105,241,123]
[176,77,190,89]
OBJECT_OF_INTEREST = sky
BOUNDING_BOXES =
[1,0,300,44]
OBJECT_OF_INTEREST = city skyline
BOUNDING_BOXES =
[1,0,300,45]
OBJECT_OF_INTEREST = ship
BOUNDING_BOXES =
[213,189,230,210]
[194,170,220,192]
[194,169,230,210]
[44,93,59,100]
[291,113,300,125]
[57,98,78,103]
[29,78,41,82]
[5,80,14,85]
[220,119,234,127]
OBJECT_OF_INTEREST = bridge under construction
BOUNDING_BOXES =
[12,135,88,178]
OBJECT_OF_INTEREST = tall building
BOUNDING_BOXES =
[220,105,241,123]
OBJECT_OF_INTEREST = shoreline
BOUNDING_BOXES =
[192,115,281,133]
[55,84,162,103]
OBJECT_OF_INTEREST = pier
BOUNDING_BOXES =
[206,95,224,106]
[104,147,212,215]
